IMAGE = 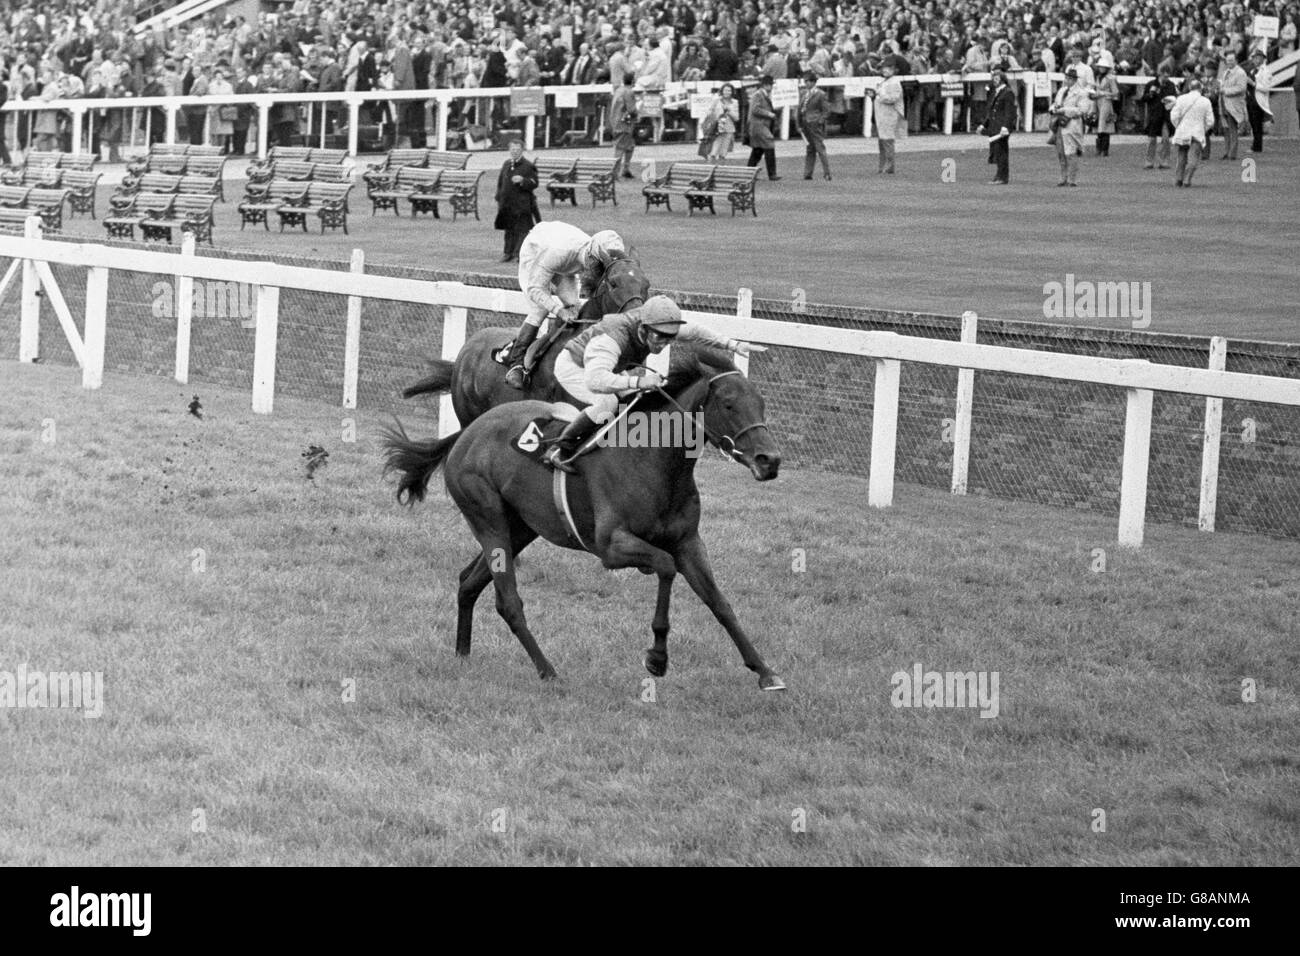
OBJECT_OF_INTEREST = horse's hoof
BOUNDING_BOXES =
[539,669,560,681]
[759,674,786,692]
[643,651,668,677]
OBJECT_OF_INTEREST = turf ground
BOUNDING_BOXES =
[54,133,1300,341]
[3,362,1298,865]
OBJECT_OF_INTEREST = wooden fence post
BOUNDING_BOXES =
[869,356,901,508]
[174,231,195,383]
[951,310,977,495]
[251,285,280,414]
[1198,336,1227,532]
[734,287,753,377]
[18,216,41,362]
[1119,365,1154,548]
[82,266,109,389]
[439,306,467,438]
[342,249,365,409]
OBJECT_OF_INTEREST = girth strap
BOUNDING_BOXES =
[552,468,594,553]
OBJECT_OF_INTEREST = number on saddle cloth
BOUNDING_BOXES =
[512,417,570,460]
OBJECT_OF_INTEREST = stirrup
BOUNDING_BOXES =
[505,364,529,389]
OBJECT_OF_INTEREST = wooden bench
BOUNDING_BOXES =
[2,151,61,185]
[362,148,429,192]
[6,165,64,188]
[535,158,577,206]
[248,158,315,186]
[0,205,39,228]
[177,175,222,199]
[247,146,313,181]
[425,149,471,171]
[58,153,97,172]
[308,163,353,184]
[276,182,351,234]
[113,172,179,208]
[103,192,174,240]
[61,168,102,218]
[182,155,227,200]
[125,144,185,177]
[184,145,224,158]
[684,165,760,217]
[142,193,216,244]
[0,184,32,207]
[307,148,349,165]
[369,166,441,216]
[237,180,310,230]
[549,158,618,207]
[26,187,70,231]
[417,169,483,221]
[642,162,715,214]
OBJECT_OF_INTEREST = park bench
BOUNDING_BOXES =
[181,154,227,200]
[417,169,483,220]
[534,158,576,205]
[0,205,38,228]
[246,146,313,181]
[26,187,70,231]
[684,165,760,217]
[425,149,471,170]
[124,144,186,177]
[113,172,180,208]
[103,192,174,240]
[141,193,216,244]
[248,159,316,187]
[642,162,716,214]
[549,158,618,207]
[4,165,63,188]
[307,148,349,165]
[0,184,32,207]
[1,151,60,185]
[368,166,441,216]
[275,182,351,234]
[308,163,353,183]
[177,175,222,199]
[237,180,310,230]
[61,168,102,218]
[362,147,430,190]
[58,153,97,172]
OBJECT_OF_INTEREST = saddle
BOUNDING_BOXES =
[492,315,592,373]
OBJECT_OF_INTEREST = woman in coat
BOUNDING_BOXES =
[704,82,740,161]
[745,74,779,180]
[1091,53,1118,156]
[1049,66,1091,186]
[206,66,235,154]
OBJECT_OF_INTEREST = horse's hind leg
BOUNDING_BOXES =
[644,572,674,678]
[456,523,539,659]
[465,515,554,679]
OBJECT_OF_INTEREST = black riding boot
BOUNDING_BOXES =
[503,322,540,389]
[545,410,601,473]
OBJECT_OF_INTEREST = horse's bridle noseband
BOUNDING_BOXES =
[653,370,770,464]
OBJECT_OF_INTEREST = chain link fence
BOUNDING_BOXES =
[3,230,1299,538]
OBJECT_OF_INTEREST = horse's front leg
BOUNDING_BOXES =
[673,534,785,691]
[599,529,677,677]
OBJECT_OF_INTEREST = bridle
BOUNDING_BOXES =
[641,368,770,464]
[595,256,645,314]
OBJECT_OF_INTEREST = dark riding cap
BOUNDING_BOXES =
[634,296,685,332]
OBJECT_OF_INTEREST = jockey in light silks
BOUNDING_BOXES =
[546,295,764,472]
[503,220,627,389]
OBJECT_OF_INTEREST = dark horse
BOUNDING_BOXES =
[382,343,786,691]
[401,257,650,427]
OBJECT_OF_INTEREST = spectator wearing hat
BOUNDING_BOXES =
[1090,51,1118,156]
[1048,66,1090,186]
[979,64,1018,184]
[762,43,787,80]
[495,138,539,263]
[745,73,781,180]
[609,72,638,179]
[1245,49,1273,153]
[872,60,905,174]
[1171,79,1214,187]
[798,72,831,180]
[207,65,235,154]
[1218,50,1247,160]
[1141,66,1177,169]
[707,31,739,81]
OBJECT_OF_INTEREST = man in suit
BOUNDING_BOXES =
[388,35,417,147]
[798,72,832,180]
[872,60,905,173]
[566,42,596,84]
[1245,49,1273,153]
[746,74,781,180]
[610,72,638,179]
[1171,79,1214,187]
[317,49,344,135]
[495,139,539,262]
[1218,50,1247,160]
[980,63,1018,184]
[410,32,432,147]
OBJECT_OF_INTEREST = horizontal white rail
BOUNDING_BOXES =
[5,230,1295,548]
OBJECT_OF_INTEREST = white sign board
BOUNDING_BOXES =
[842,76,868,99]
[770,78,800,108]
[554,87,578,108]
[1034,71,1051,97]
[1254,16,1279,39]
[689,93,714,119]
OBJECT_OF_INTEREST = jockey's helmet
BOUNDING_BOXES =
[636,295,686,332]
[584,230,626,268]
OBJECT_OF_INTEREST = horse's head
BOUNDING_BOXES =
[669,344,781,481]
[595,256,649,314]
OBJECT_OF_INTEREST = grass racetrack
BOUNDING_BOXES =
[3,361,1299,865]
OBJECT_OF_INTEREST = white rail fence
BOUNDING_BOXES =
[5,225,1297,549]
[4,72,1294,159]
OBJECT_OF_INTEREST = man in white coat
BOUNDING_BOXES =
[872,61,905,173]
[1171,79,1214,188]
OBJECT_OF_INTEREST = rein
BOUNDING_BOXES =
[640,368,769,464]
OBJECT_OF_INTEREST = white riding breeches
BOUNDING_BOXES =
[554,351,622,422]
[518,261,581,328]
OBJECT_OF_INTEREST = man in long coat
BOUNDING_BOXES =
[495,139,539,262]
[745,74,780,180]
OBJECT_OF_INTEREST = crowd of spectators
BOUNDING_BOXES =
[1,0,1296,158]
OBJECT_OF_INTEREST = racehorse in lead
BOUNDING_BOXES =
[383,342,786,691]
[401,256,650,426]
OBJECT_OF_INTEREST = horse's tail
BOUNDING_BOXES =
[401,358,457,399]
[381,420,462,506]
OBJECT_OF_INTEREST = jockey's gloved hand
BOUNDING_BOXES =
[728,339,767,357]
[556,304,580,322]
[637,371,665,390]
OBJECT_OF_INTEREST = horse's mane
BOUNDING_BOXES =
[663,342,738,405]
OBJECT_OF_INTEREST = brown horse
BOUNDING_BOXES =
[401,257,650,427]
[382,342,786,691]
